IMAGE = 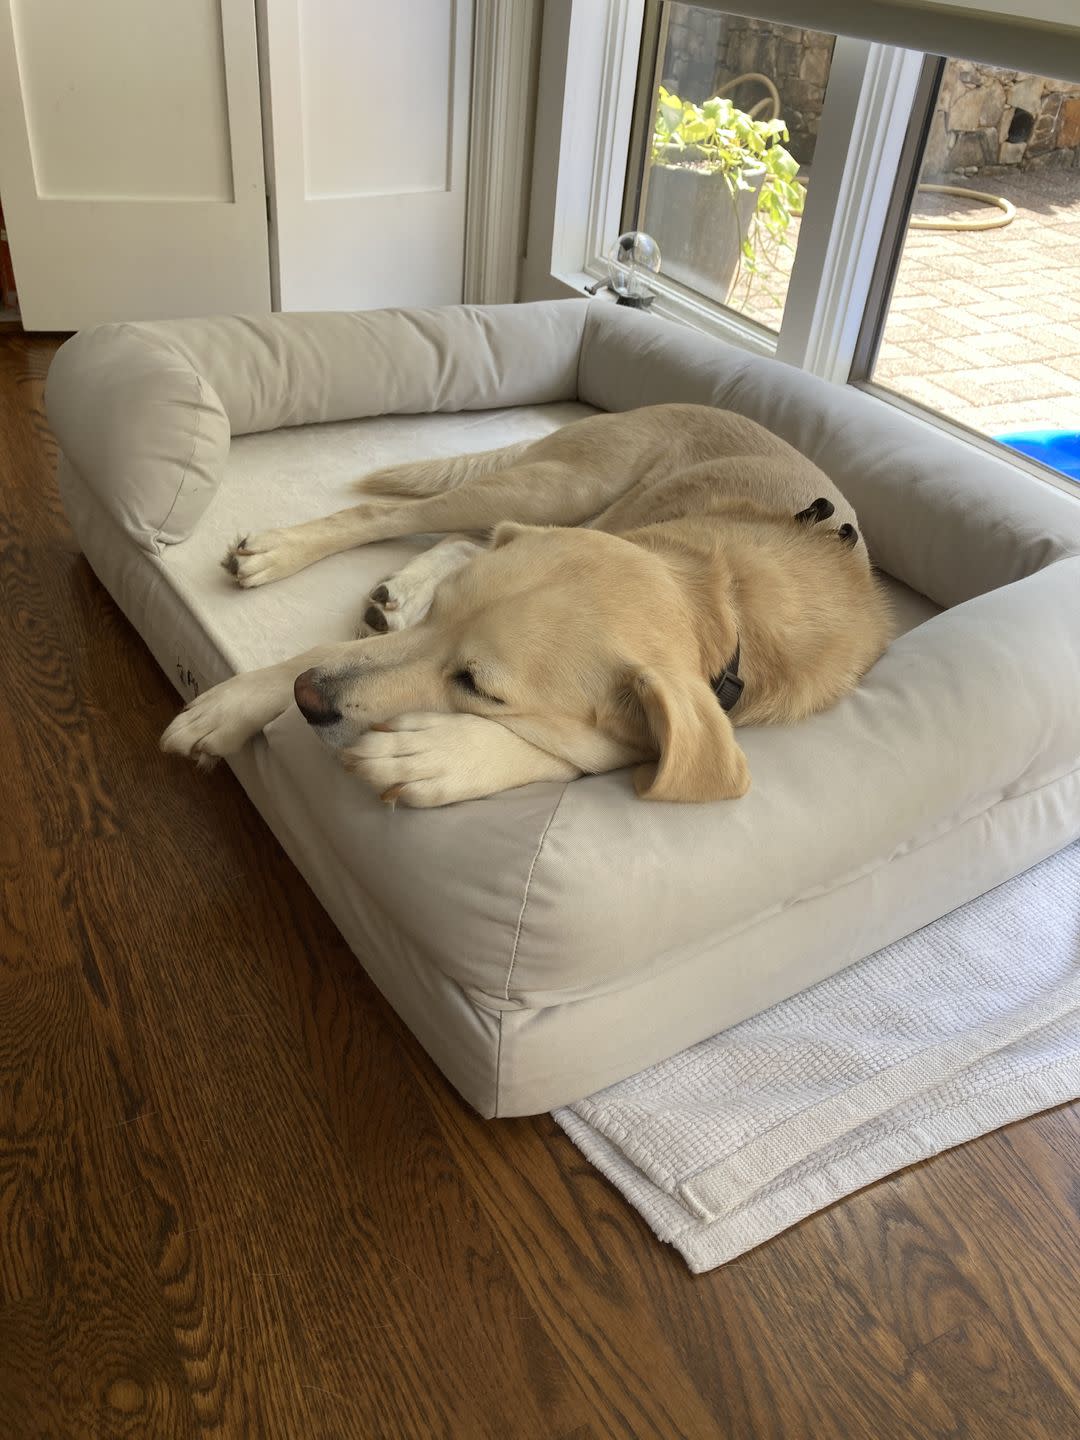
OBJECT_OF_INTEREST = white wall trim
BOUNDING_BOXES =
[775,40,925,381]
[522,0,644,302]
[464,0,541,304]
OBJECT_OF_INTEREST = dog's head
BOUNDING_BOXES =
[295,525,747,802]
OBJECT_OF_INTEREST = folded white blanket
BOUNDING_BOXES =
[555,841,1080,1273]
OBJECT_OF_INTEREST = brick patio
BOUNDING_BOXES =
[875,167,1080,434]
[736,166,1080,438]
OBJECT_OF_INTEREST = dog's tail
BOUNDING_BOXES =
[353,440,531,497]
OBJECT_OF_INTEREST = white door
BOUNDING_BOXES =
[0,0,270,330]
[261,0,473,311]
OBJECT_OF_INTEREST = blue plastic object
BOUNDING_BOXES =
[995,428,1080,482]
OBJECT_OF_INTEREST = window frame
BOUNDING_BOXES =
[847,52,945,383]
[524,2,928,374]
[848,384,1080,500]
[844,50,1080,499]
[522,0,1080,496]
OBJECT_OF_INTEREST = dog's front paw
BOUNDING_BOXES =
[340,713,495,808]
[160,682,256,769]
[222,530,308,589]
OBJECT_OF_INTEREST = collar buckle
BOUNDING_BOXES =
[710,639,743,713]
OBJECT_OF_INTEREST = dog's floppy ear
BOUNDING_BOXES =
[626,667,750,803]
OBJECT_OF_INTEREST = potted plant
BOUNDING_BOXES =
[641,86,803,306]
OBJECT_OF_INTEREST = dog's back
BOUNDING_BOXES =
[567,404,859,546]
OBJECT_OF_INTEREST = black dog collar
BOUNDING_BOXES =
[708,498,859,717]
[711,640,743,713]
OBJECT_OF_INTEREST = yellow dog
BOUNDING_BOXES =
[163,404,890,806]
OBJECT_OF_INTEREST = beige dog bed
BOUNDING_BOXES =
[45,301,1080,1116]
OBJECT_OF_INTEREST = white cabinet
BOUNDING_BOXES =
[0,0,473,328]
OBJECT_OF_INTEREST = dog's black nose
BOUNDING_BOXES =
[294,669,342,726]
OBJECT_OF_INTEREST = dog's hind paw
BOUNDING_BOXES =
[356,584,395,637]
[354,576,431,638]
[354,538,483,639]
[795,497,835,525]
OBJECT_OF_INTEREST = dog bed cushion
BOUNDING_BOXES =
[45,302,1080,1115]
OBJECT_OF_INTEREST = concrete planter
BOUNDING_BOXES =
[642,161,761,303]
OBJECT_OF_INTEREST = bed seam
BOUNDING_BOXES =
[575,307,594,405]
[152,365,205,556]
[489,758,1080,1018]
[494,1011,504,1117]
[504,783,572,1002]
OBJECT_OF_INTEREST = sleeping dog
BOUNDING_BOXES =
[161,403,891,805]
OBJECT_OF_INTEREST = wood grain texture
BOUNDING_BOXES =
[0,331,1077,1439]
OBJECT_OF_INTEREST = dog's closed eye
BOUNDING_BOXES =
[453,669,504,704]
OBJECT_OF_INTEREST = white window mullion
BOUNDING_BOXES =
[775,39,926,382]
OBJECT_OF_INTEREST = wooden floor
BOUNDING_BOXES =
[0,331,1077,1440]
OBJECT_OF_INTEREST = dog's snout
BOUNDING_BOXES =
[294,668,342,727]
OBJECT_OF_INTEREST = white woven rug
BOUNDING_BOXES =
[554,841,1080,1273]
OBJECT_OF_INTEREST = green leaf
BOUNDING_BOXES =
[648,82,805,271]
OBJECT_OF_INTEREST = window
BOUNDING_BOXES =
[524,2,1079,490]
[622,5,836,335]
[860,59,1080,484]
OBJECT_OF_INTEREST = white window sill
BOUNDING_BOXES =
[552,263,780,358]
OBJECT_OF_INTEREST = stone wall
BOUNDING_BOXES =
[924,62,1080,177]
[659,13,1080,178]
[660,8,834,167]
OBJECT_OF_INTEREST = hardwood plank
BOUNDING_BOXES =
[0,331,1077,1440]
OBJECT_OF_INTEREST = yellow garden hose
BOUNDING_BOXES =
[792,173,1016,233]
[714,72,781,123]
[909,183,1017,231]
[668,73,1018,234]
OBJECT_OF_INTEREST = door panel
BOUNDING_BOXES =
[263,0,473,312]
[0,0,270,330]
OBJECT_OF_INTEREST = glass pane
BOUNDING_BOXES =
[632,6,835,332]
[873,59,1080,485]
